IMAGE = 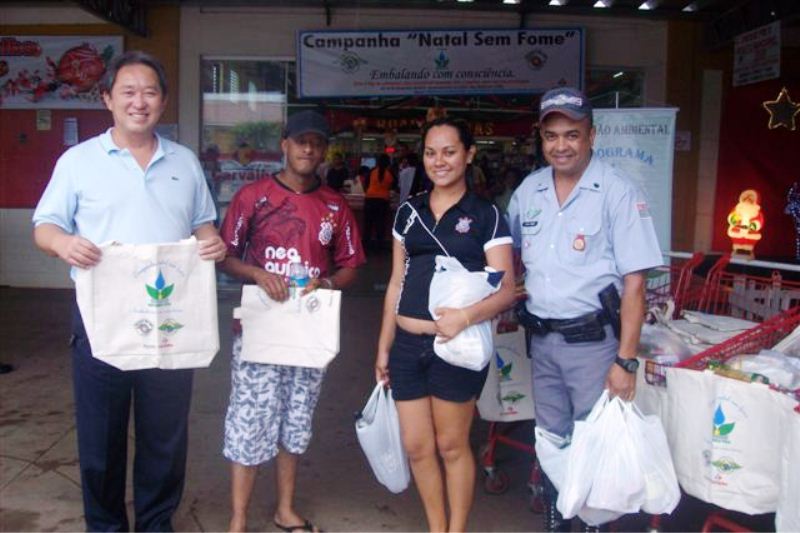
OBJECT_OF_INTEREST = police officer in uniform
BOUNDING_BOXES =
[507,87,663,531]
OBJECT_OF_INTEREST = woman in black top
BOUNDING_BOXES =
[374,117,516,532]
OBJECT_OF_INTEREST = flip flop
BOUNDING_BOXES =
[273,519,320,532]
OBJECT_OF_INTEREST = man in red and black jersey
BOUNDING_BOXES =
[218,111,365,533]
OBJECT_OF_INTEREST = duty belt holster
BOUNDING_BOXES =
[516,304,608,344]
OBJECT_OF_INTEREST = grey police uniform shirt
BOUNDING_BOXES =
[507,156,663,320]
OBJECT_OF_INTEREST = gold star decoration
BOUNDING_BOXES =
[762,87,800,130]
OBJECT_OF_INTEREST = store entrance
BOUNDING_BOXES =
[199,58,644,283]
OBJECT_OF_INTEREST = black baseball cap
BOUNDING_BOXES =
[283,110,330,140]
[539,87,593,122]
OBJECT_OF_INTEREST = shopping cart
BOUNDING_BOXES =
[644,305,800,386]
[478,311,545,512]
[691,253,800,320]
[645,255,800,387]
[642,259,800,532]
[646,252,706,317]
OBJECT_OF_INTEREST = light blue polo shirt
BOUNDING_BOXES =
[33,129,216,255]
[507,156,662,319]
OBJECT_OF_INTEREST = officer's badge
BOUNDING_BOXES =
[455,216,473,234]
[526,207,542,218]
[573,234,586,251]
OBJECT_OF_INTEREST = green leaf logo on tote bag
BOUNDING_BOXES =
[712,404,736,440]
[146,270,174,304]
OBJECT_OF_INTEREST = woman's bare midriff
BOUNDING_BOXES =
[396,315,437,336]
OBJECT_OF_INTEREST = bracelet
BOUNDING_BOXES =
[321,277,334,289]
[459,308,471,327]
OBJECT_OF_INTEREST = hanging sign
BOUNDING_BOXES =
[297,28,584,98]
[593,108,678,250]
[0,36,122,109]
[733,22,780,87]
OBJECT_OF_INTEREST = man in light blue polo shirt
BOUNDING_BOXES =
[32,50,225,532]
[507,87,662,532]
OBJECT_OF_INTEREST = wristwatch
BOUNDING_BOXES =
[614,355,640,374]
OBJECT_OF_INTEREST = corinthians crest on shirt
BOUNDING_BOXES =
[319,213,337,246]
[455,216,473,234]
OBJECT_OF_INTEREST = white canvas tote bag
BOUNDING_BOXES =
[477,325,535,422]
[233,285,341,368]
[665,367,787,514]
[75,238,219,371]
[776,395,800,532]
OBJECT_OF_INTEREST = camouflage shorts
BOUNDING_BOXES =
[223,336,326,465]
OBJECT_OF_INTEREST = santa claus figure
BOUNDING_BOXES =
[727,189,764,259]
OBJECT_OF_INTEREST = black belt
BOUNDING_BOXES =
[516,304,609,344]
[539,310,609,333]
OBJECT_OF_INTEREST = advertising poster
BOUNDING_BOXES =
[0,35,123,109]
[298,28,583,97]
[594,108,677,249]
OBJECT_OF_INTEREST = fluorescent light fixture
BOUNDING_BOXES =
[639,1,653,9]
[456,0,474,3]
[682,2,697,12]
[593,0,609,7]
[503,0,521,4]
[613,71,624,78]
[548,0,565,5]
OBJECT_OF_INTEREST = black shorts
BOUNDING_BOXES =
[388,327,489,403]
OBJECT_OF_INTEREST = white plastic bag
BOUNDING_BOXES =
[534,426,570,493]
[355,382,411,494]
[558,391,618,519]
[638,323,694,365]
[535,422,621,527]
[728,349,800,389]
[627,403,681,515]
[428,255,502,371]
[585,399,646,515]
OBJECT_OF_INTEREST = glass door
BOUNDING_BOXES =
[200,58,292,223]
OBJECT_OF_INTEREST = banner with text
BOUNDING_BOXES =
[297,28,583,98]
[594,108,677,250]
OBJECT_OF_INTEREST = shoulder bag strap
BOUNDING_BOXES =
[404,202,450,257]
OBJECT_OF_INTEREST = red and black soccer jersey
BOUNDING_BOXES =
[392,191,513,320]
[220,176,366,279]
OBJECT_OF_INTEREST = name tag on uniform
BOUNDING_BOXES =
[573,234,586,251]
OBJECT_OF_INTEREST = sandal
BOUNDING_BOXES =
[273,519,321,532]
